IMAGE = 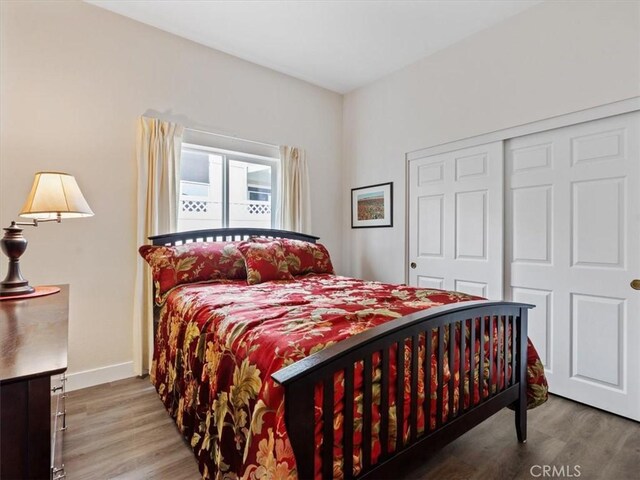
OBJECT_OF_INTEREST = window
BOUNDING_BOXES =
[178,144,278,231]
[248,186,271,202]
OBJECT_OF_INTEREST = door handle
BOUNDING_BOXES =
[631,279,640,290]
[410,262,417,269]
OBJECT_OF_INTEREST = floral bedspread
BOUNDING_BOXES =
[150,274,548,480]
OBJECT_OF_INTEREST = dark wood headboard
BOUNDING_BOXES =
[149,227,319,246]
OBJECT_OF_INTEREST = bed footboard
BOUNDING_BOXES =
[272,300,531,480]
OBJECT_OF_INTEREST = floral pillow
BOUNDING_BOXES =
[139,241,246,302]
[280,238,334,275]
[237,240,294,285]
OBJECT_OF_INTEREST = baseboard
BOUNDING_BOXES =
[65,361,135,392]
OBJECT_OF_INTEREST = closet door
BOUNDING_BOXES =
[408,142,503,300]
[505,111,640,420]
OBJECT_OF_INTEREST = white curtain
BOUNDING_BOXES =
[277,145,311,233]
[133,117,184,376]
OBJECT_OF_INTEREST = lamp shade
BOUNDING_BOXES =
[19,172,94,219]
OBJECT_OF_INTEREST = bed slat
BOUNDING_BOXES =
[497,316,502,392]
[437,326,444,428]
[479,316,485,400]
[395,340,405,452]
[448,324,455,419]
[470,318,476,408]
[459,320,465,415]
[410,334,419,443]
[516,309,529,443]
[511,315,516,387]
[344,365,354,479]
[362,357,373,470]
[489,316,494,396]
[504,316,509,389]
[424,328,432,434]
[322,378,334,480]
[380,348,389,458]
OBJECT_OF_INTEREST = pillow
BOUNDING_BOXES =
[280,238,334,275]
[237,240,294,285]
[139,241,246,301]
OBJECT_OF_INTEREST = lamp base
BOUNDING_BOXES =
[0,282,35,297]
[0,223,34,297]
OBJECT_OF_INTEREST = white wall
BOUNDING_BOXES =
[0,0,343,386]
[342,0,640,283]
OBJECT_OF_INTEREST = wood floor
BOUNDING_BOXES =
[65,377,640,479]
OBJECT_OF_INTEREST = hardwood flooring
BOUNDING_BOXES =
[64,377,640,479]
[65,378,200,479]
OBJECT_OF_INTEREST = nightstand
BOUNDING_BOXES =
[0,285,68,479]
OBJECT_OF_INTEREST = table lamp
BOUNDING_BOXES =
[0,172,94,297]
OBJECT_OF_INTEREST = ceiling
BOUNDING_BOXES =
[86,0,541,94]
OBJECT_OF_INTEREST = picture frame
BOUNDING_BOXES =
[351,182,393,228]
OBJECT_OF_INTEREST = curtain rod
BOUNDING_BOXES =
[184,127,279,149]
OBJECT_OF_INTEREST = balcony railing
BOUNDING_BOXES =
[182,198,209,214]
[178,196,272,230]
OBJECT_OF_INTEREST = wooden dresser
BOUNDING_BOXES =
[0,286,68,480]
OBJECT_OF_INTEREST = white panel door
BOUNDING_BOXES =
[408,142,503,299]
[505,111,640,420]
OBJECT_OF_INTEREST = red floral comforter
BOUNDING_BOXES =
[150,274,548,479]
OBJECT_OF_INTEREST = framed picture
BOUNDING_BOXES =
[351,182,393,228]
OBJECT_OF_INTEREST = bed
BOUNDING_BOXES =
[141,227,548,480]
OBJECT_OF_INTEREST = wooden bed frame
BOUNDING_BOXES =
[149,227,532,480]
